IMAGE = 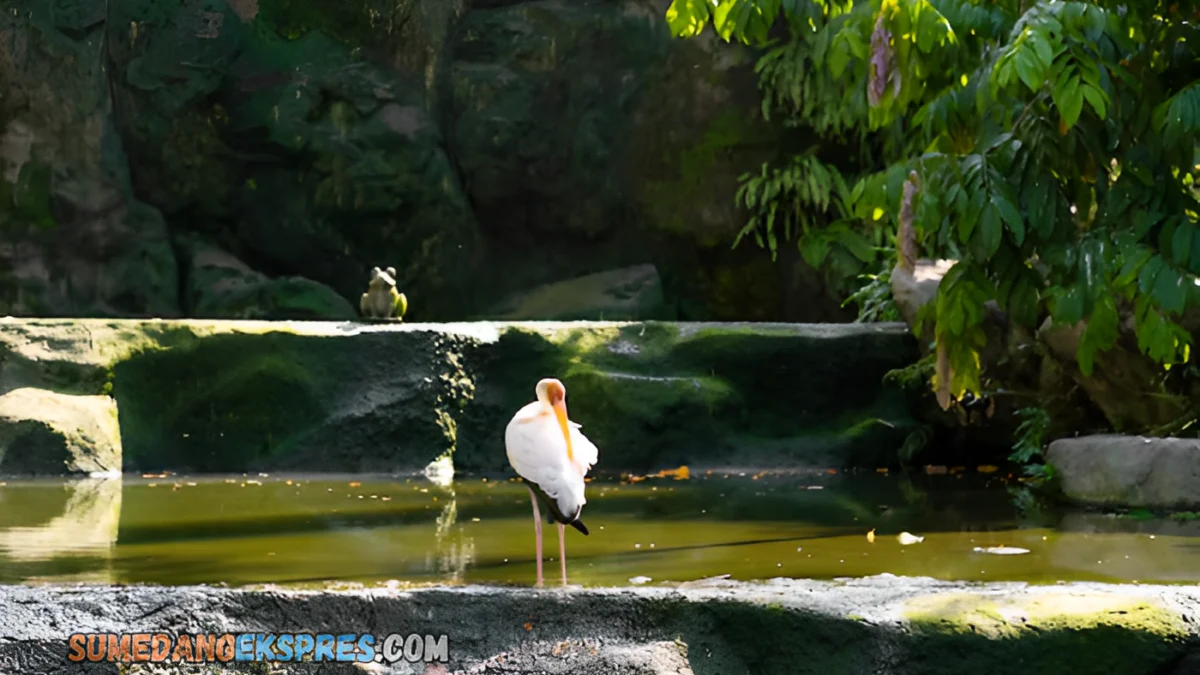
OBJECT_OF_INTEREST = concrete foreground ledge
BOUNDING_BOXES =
[2,576,1197,674]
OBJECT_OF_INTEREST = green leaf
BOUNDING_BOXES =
[1007,273,1040,327]
[1170,219,1199,273]
[1115,246,1152,289]
[666,0,710,38]
[828,37,851,77]
[1052,284,1085,325]
[974,203,1002,260]
[1137,254,1165,296]
[1077,293,1119,377]
[992,193,1025,245]
[1132,210,1165,239]
[1081,85,1107,119]
[1014,50,1042,93]
[830,224,876,263]
[1057,75,1084,129]
[1151,262,1187,314]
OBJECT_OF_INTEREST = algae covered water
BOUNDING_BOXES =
[0,470,1197,587]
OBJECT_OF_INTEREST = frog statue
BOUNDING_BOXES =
[359,266,408,320]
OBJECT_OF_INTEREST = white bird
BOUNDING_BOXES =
[505,378,599,587]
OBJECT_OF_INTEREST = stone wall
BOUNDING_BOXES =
[0,318,919,475]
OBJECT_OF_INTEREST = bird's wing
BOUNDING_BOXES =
[506,409,573,500]
[568,422,599,476]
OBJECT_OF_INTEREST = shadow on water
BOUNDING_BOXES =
[0,470,1198,587]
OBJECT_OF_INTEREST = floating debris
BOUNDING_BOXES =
[629,576,652,585]
[897,532,924,545]
[973,546,1030,555]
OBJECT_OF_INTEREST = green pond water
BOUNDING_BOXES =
[0,470,1197,587]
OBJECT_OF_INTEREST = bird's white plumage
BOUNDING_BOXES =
[505,400,598,521]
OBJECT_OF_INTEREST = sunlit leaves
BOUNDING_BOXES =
[733,154,859,268]
[1076,292,1118,376]
[1133,296,1193,367]
[931,262,992,402]
[666,0,1200,383]
[665,0,712,39]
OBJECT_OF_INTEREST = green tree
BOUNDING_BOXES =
[667,0,1200,426]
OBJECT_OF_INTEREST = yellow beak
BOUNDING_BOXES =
[552,399,575,463]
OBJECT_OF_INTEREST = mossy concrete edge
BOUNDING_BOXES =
[0,576,1196,674]
[0,318,921,474]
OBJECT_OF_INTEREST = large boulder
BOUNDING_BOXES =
[1047,435,1200,510]
[0,4,179,317]
[0,388,122,475]
[480,264,668,321]
[180,237,357,320]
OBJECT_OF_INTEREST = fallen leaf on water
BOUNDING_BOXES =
[523,622,533,632]
[973,546,1030,555]
[349,481,362,487]
[867,529,876,543]
[875,468,889,474]
[141,473,167,479]
[897,532,924,545]
[977,465,999,474]
[628,475,646,483]
[653,466,690,480]
[826,469,839,475]
[924,465,948,475]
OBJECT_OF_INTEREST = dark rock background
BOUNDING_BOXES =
[0,0,854,323]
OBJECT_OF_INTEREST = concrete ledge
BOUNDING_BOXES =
[1,577,1197,674]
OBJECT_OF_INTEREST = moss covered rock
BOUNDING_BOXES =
[0,388,122,475]
[455,321,920,472]
[0,318,921,474]
[902,590,1191,675]
[181,237,356,320]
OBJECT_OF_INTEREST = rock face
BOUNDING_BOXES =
[0,4,179,318]
[0,0,852,323]
[179,237,357,320]
[0,578,1197,675]
[1047,435,1200,510]
[0,389,122,475]
[0,318,920,474]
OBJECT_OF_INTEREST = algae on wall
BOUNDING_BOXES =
[0,319,923,474]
